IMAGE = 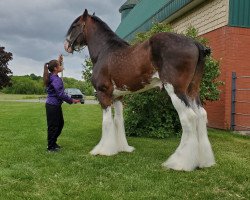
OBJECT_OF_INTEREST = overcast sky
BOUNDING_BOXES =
[0,0,126,80]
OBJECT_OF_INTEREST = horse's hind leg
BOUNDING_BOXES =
[163,83,199,171]
[190,100,215,168]
[114,100,135,152]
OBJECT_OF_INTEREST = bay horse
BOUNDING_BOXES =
[64,9,215,171]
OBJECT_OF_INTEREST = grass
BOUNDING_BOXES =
[0,102,249,200]
[0,93,95,101]
[0,93,46,100]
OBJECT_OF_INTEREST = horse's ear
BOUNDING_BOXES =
[93,12,95,16]
[83,9,88,19]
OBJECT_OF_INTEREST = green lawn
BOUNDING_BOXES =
[0,93,46,100]
[0,102,249,200]
[0,93,95,101]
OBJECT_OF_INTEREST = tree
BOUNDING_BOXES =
[82,58,94,95]
[124,23,223,138]
[0,46,13,89]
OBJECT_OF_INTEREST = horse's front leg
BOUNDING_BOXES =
[114,100,135,152]
[90,92,119,156]
[90,105,119,156]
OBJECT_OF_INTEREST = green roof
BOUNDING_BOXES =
[116,0,250,41]
[116,0,168,40]
[116,0,202,41]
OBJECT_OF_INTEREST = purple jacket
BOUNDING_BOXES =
[46,74,73,105]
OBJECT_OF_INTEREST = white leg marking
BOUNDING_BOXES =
[90,107,119,156]
[191,102,215,168]
[162,84,199,171]
[114,101,135,152]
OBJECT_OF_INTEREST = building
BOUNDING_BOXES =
[116,0,250,131]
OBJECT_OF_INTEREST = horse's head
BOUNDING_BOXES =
[64,9,90,53]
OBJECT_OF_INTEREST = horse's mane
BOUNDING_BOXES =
[91,15,129,48]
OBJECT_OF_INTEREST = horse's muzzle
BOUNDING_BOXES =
[64,40,73,53]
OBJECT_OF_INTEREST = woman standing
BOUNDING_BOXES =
[43,55,79,152]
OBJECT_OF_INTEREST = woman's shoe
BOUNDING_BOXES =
[54,143,61,149]
[47,147,59,152]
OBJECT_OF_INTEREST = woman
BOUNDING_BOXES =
[43,55,79,152]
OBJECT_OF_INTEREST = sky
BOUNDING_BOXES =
[0,0,126,80]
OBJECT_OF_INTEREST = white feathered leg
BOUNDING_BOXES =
[90,106,119,156]
[163,84,199,171]
[114,101,135,152]
[191,102,215,168]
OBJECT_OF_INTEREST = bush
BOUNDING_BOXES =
[124,89,181,138]
[124,23,223,138]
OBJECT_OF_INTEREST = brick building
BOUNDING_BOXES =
[116,0,250,131]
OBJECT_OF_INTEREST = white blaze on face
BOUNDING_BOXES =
[64,35,73,53]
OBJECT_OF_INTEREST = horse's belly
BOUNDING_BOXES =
[112,72,162,98]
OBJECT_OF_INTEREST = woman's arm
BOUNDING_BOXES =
[52,77,73,104]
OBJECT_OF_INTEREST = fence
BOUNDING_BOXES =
[231,72,250,131]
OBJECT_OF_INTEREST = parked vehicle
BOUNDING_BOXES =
[64,88,85,104]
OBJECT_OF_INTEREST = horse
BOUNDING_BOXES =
[64,9,215,171]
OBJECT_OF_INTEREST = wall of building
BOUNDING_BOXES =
[165,0,250,130]
[170,0,229,35]
[201,26,250,130]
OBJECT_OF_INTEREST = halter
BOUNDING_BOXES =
[66,22,87,52]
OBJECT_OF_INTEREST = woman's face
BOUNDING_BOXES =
[55,61,64,73]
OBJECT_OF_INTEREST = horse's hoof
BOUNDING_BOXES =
[90,146,118,156]
[162,160,196,171]
[198,146,215,168]
[198,160,215,168]
[162,151,199,171]
[120,146,135,153]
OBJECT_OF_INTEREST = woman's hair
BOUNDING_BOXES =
[43,60,59,87]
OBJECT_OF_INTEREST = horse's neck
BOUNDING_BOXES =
[86,27,127,64]
[87,32,108,63]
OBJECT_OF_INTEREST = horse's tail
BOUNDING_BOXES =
[194,41,211,74]
[188,42,211,103]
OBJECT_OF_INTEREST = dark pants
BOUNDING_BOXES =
[45,103,64,149]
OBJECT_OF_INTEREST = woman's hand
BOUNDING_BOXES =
[72,99,80,104]
[58,54,63,66]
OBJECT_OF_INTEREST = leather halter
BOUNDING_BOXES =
[66,22,86,52]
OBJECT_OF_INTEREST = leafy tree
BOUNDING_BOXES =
[82,58,93,83]
[2,76,44,94]
[0,46,13,89]
[82,58,94,95]
[29,73,42,81]
[124,23,223,138]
